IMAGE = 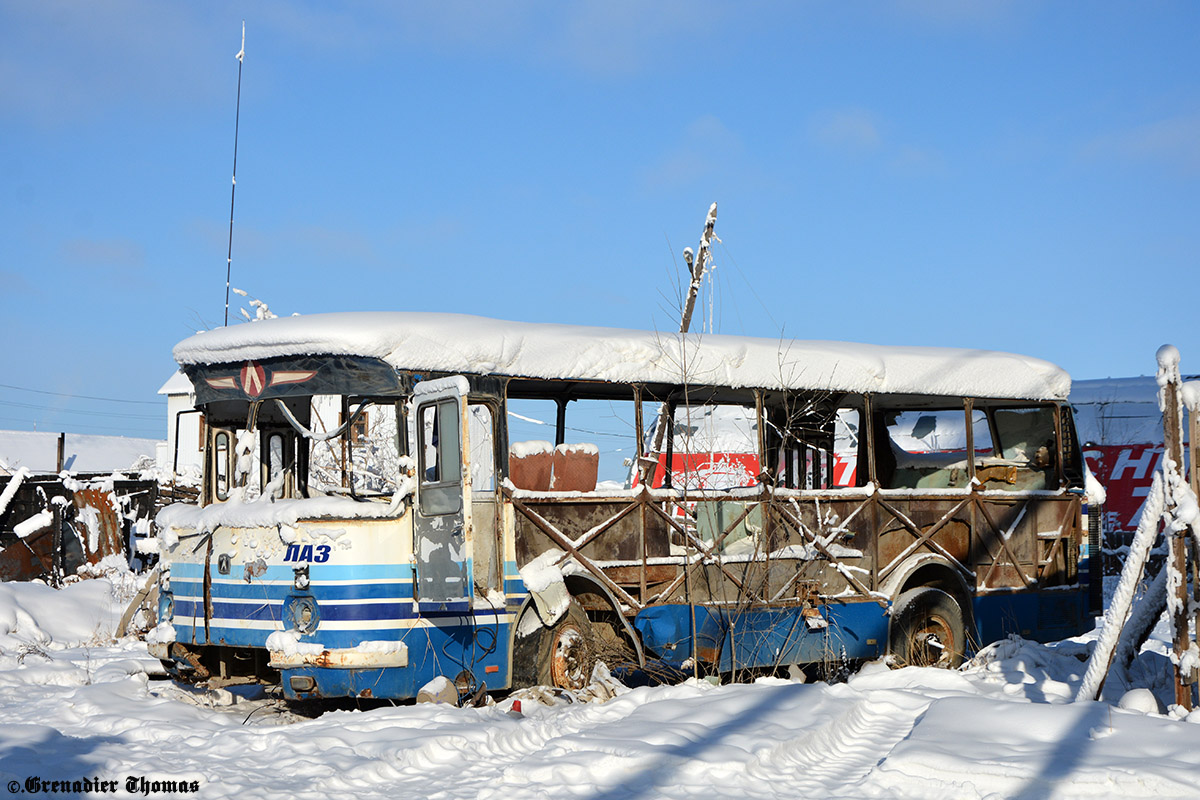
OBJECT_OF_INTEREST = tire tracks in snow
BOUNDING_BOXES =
[746,687,931,795]
[378,702,623,798]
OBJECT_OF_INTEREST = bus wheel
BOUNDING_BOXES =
[889,587,964,669]
[538,601,596,690]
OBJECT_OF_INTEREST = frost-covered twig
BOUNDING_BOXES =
[232,287,279,322]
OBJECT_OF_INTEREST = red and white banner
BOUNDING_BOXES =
[1084,445,1192,534]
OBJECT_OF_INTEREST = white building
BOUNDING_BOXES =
[156,371,204,482]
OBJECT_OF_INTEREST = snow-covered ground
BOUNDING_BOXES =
[0,577,1198,800]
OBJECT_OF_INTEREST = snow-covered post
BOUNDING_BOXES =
[1157,345,1194,709]
[643,202,718,484]
[678,203,718,337]
[1186,379,1200,503]
[1076,472,1167,702]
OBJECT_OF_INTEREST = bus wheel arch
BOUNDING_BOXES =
[509,575,644,690]
[883,557,974,669]
[561,575,645,672]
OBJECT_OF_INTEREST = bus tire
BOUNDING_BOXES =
[889,587,965,669]
[536,600,596,690]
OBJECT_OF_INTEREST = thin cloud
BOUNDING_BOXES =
[3,0,728,128]
[0,271,32,296]
[1081,114,1200,174]
[811,108,883,153]
[642,115,745,190]
[59,237,146,269]
[539,0,720,77]
[891,0,1028,28]
[889,145,948,177]
[187,218,380,267]
[0,1,225,126]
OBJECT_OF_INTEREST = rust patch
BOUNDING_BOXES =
[72,487,124,564]
[169,642,211,680]
[983,563,1028,590]
[602,564,676,586]
[934,520,970,563]
[0,527,55,581]
[243,558,268,582]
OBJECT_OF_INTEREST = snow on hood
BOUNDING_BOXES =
[173,313,1071,401]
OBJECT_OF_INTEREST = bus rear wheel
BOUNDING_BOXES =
[889,587,965,669]
[537,601,597,690]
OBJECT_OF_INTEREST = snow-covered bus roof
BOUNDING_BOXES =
[173,312,1071,401]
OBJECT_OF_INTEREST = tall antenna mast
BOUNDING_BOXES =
[224,21,246,327]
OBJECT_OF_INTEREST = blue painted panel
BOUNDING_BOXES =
[170,624,271,648]
[973,588,1091,645]
[281,619,514,700]
[633,602,890,670]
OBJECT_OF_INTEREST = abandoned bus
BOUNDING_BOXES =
[150,312,1096,700]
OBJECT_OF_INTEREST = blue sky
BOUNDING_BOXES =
[2,1,1198,440]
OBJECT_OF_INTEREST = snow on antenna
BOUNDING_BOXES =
[224,21,246,326]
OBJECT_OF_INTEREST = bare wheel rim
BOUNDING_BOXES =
[550,627,588,689]
[907,614,955,667]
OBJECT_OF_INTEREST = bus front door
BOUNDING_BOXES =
[412,377,473,612]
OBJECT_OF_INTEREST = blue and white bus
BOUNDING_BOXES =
[150,312,1095,700]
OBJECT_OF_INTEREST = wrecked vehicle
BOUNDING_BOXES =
[150,312,1096,700]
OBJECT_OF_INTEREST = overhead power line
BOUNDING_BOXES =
[0,399,162,420]
[0,382,164,405]
[0,416,161,436]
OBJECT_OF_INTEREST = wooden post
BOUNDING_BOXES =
[1190,399,1198,503]
[56,433,65,473]
[1190,397,1200,706]
[50,503,62,588]
[643,203,718,484]
[1159,347,1192,710]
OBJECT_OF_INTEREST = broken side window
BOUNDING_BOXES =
[882,407,972,489]
[989,406,1057,491]
[666,402,759,491]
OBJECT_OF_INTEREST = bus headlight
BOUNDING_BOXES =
[158,591,174,622]
[285,595,320,635]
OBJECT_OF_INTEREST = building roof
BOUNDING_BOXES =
[0,430,160,475]
[157,370,194,396]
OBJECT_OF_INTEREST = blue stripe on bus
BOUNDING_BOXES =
[175,600,281,623]
[173,579,414,602]
[175,599,418,623]
[182,600,285,622]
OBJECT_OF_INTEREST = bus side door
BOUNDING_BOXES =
[412,377,473,612]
